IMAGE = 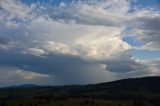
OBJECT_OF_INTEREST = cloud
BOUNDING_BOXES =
[74,33,131,60]
[0,0,32,20]
[23,30,131,60]
[0,50,117,85]
[25,48,46,57]
[0,66,49,86]
[21,15,131,60]
[148,59,160,75]
[130,9,160,50]
[15,69,49,80]
[104,53,150,73]
[47,0,130,27]
[0,37,16,49]
[0,0,159,86]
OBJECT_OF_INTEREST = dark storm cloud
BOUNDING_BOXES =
[0,50,114,84]
[0,51,88,74]
[105,59,148,73]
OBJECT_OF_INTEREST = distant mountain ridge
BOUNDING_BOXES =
[4,76,160,90]
[6,84,40,88]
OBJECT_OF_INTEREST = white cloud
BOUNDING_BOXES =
[0,0,31,20]
[24,23,131,60]
[26,47,46,57]
[74,35,131,60]
[43,41,77,55]
[24,16,131,60]
[15,69,49,80]
[48,0,130,27]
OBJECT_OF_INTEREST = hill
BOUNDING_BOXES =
[0,76,160,106]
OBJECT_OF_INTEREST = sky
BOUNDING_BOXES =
[0,0,160,87]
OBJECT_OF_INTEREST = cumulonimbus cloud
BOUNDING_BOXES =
[0,0,159,86]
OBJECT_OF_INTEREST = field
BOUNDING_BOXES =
[1,98,134,106]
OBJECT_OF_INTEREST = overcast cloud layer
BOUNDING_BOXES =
[0,0,160,86]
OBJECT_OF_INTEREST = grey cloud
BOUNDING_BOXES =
[105,59,148,73]
[0,67,50,87]
[0,37,10,45]
[137,16,160,31]
[131,12,160,50]
[151,59,160,69]
[0,49,153,85]
[0,36,16,49]
[0,50,116,85]
[101,52,150,73]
